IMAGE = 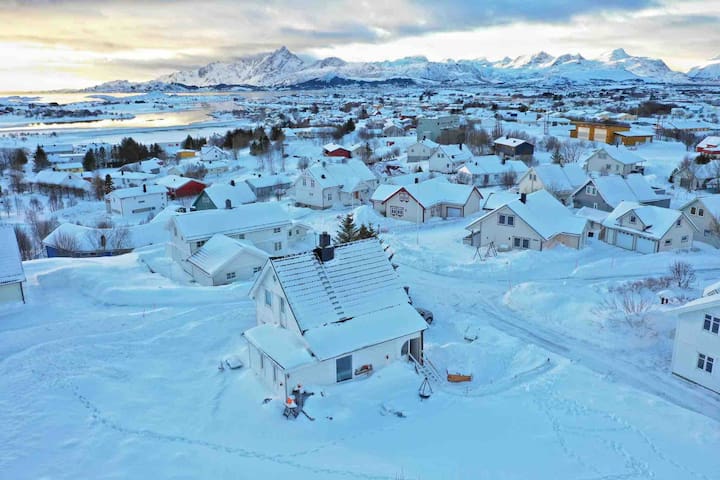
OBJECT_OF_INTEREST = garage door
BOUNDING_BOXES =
[577,127,590,140]
[594,128,607,143]
[447,207,462,217]
[636,236,656,254]
[615,230,634,250]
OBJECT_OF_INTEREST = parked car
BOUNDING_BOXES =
[404,286,434,324]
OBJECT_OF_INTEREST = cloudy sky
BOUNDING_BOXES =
[1,0,718,91]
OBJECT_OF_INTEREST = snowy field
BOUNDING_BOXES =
[2,207,720,479]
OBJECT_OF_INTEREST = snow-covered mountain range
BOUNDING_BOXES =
[87,46,720,92]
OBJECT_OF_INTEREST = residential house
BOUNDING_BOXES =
[614,129,654,146]
[416,115,460,142]
[33,170,92,197]
[185,234,268,285]
[428,144,472,173]
[601,202,695,253]
[407,138,439,162]
[0,225,25,304]
[570,121,631,144]
[571,174,670,212]
[119,158,164,175]
[371,177,483,222]
[244,235,428,396]
[54,162,84,173]
[493,137,535,161]
[294,159,378,209]
[456,156,528,187]
[670,286,720,394]
[583,146,646,175]
[168,202,309,267]
[672,160,720,191]
[105,184,168,219]
[110,170,157,189]
[175,149,197,161]
[322,143,352,158]
[200,145,230,161]
[464,190,588,251]
[43,221,168,258]
[517,164,588,204]
[680,195,720,247]
[155,175,206,199]
[192,181,256,211]
[244,174,293,201]
[696,136,720,158]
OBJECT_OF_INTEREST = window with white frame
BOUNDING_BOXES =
[507,215,515,226]
[280,296,286,314]
[629,215,637,224]
[676,218,682,227]
[697,353,714,373]
[664,239,672,246]
[399,192,409,203]
[327,193,332,201]
[264,289,272,306]
[274,241,282,251]
[196,240,206,248]
[226,272,236,281]
[703,314,720,334]
[691,207,697,215]
[252,266,262,274]
[273,227,281,233]
[302,178,307,186]
[681,235,689,243]
[499,214,506,225]
[389,206,404,217]
[586,185,597,196]
[310,180,315,187]
[699,208,704,216]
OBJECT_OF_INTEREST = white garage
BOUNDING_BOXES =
[615,230,634,250]
[0,225,26,305]
[636,236,657,254]
[446,207,463,218]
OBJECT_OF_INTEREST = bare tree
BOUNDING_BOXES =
[669,260,696,288]
[107,226,131,251]
[501,170,518,188]
[561,140,586,164]
[675,155,699,191]
[1,195,11,218]
[13,224,33,260]
[52,229,80,254]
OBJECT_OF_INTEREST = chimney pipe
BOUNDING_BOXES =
[142,183,147,193]
[520,192,527,204]
[317,231,334,262]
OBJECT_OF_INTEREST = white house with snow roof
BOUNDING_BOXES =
[168,202,310,269]
[244,235,428,396]
[517,164,588,204]
[0,225,26,304]
[456,156,528,187]
[680,195,720,248]
[371,177,482,222]
[185,234,268,285]
[105,184,168,219]
[406,139,440,162]
[583,146,646,176]
[670,285,720,394]
[601,202,696,253]
[293,159,378,209]
[428,144,472,173]
[464,190,588,251]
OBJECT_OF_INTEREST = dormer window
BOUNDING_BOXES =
[629,215,636,224]
[676,219,682,227]
[585,185,596,196]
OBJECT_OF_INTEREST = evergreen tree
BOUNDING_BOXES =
[10,149,28,171]
[551,148,564,165]
[334,213,358,244]
[357,223,377,240]
[344,118,356,134]
[32,146,50,172]
[104,174,114,195]
[182,134,194,150]
[83,149,97,171]
[97,146,107,168]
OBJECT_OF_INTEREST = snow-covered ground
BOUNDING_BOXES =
[2,206,720,479]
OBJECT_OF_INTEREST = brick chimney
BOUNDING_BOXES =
[317,231,334,262]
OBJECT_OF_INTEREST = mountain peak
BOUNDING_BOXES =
[603,48,631,62]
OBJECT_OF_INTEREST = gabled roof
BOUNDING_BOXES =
[307,159,376,191]
[244,174,292,189]
[107,184,167,200]
[155,175,205,189]
[434,144,472,162]
[322,143,349,152]
[409,138,439,149]
[482,191,521,210]
[681,195,720,218]
[33,170,91,191]
[243,324,314,370]
[196,183,256,207]
[186,234,267,276]
[586,145,646,165]
[526,164,587,193]
[574,174,665,208]
[494,137,533,148]
[172,202,291,241]
[0,225,25,284]
[671,291,720,315]
[248,238,427,362]
[458,156,528,176]
[601,202,687,239]
[467,189,587,239]
[697,136,720,150]
[371,177,480,208]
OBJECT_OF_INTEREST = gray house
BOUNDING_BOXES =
[571,174,670,212]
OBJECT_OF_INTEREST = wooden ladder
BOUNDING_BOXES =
[410,353,443,385]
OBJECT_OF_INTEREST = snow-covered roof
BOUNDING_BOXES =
[410,138,439,149]
[0,225,25,284]
[527,164,587,193]
[467,189,587,239]
[243,323,314,370]
[601,202,684,239]
[702,280,720,297]
[322,143,349,152]
[577,174,666,208]
[494,137,533,148]
[119,157,164,174]
[575,206,609,223]
[198,183,256,207]
[107,184,167,200]
[458,156,529,176]
[687,195,720,217]
[186,234,267,276]
[43,222,168,253]
[33,170,91,191]
[697,136,720,151]
[671,292,720,315]
[436,144,472,162]
[307,159,376,191]
[370,184,401,202]
[244,174,292,189]
[155,175,204,189]
[481,191,521,210]
[588,145,646,166]
[614,128,654,137]
[372,177,480,208]
[172,202,291,241]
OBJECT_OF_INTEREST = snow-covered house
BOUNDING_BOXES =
[168,202,309,266]
[192,182,256,211]
[456,156,528,187]
[200,145,230,161]
[43,222,168,258]
[571,174,670,212]
[672,160,720,191]
[371,177,482,222]
[244,235,428,396]
[601,202,696,253]
[517,164,588,204]
[322,143,352,158]
[294,159,378,209]
[244,174,293,201]
[583,146,646,175]
[118,157,164,175]
[105,184,168,219]
[33,170,92,196]
[185,234,268,285]
[0,225,25,304]
[679,195,720,248]
[155,175,206,199]
[428,144,472,173]
[670,287,720,394]
[406,139,439,162]
[464,190,588,251]
[110,170,157,189]
[696,136,720,157]
[493,137,535,161]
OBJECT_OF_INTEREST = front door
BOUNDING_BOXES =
[409,335,423,364]
[336,355,353,382]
